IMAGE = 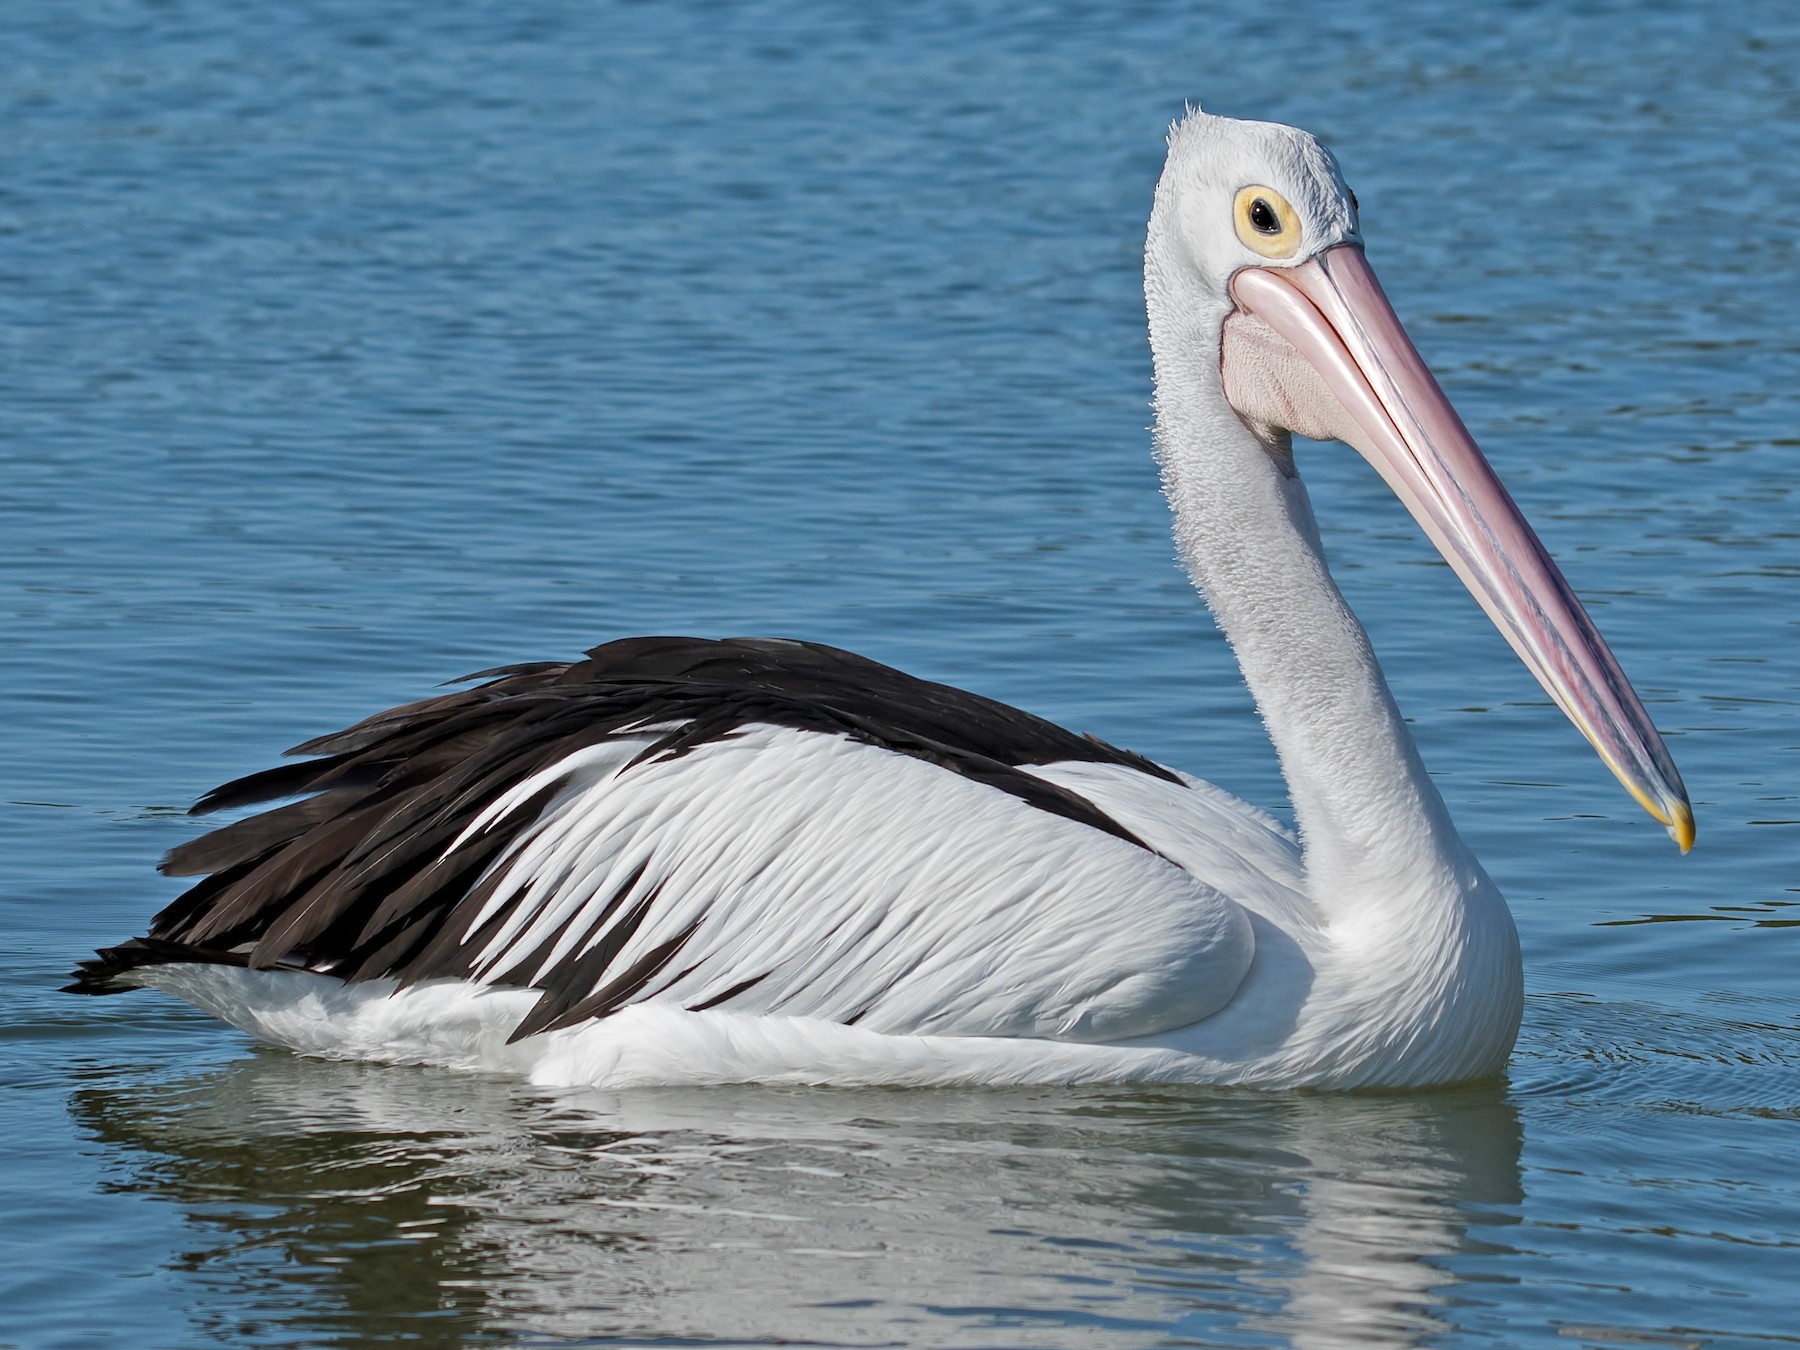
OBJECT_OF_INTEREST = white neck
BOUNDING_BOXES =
[1144,278,1481,925]
[1136,125,1521,1084]
[1146,303,1523,1082]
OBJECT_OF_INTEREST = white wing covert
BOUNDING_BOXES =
[459,726,1254,1042]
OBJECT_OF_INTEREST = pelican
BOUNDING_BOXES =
[67,109,1691,1090]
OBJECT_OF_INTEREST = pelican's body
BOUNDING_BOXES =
[68,111,1690,1090]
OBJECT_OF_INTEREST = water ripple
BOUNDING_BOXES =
[4,0,1797,1345]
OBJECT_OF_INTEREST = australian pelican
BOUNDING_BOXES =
[68,110,1691,1089]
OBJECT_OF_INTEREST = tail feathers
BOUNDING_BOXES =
[63,937,257,995]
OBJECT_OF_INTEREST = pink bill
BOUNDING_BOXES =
[1229,246,1692,849]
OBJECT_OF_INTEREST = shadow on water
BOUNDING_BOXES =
[71,1053,1523,1348]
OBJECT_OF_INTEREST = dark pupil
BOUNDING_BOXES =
[1249,198,1280,234]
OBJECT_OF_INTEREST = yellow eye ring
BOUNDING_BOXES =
[1233,185,1301,259]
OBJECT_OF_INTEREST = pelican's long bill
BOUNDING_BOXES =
[1225,245,1693,850]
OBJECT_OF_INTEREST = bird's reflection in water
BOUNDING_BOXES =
[72,1051,1522,1347]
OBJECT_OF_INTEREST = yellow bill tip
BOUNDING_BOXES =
[1668,799,1696,854]
[1593,742,1695,854]
[1634,781,1695,853]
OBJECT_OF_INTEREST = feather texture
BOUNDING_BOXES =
[69,636,1255,1044]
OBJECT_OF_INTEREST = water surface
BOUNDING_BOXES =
[4,1,1798,1345]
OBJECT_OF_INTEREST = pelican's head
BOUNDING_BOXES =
[1149,111,1362,304]
[1148,108,1694,851]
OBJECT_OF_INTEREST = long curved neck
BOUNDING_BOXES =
[1147,290,1478,918]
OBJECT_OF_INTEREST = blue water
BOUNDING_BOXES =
[4,1,1798,1345]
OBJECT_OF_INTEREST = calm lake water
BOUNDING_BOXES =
[4,0,1798,1345]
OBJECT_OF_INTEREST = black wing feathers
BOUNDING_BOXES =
[66,636,1177,1028]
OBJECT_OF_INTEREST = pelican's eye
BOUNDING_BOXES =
[1233,185,1300,260]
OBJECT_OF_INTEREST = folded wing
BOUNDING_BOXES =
[70,637,1256,1043]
